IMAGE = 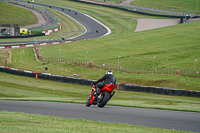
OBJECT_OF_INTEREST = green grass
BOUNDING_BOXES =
[0,72,200,112]
[0,1,200,131]
[38,20,200,70]
[13,0,199,70]
[131,0,200,14]
[4,46,200,91]
[1,0,200,91]
[0,111,194,133]
[0,2,37,26]
[0,0,170,43]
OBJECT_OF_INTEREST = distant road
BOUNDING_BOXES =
[0,100,200,132]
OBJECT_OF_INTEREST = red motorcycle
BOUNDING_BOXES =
[86,84,115,108]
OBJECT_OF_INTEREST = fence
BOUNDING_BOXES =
[33,44,200,78]
[77,0,197,17]
[34,51,200,78]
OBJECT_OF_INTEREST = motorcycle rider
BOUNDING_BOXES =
[93,70,116,96]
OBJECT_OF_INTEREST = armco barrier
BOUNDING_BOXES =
[0,66,199,97]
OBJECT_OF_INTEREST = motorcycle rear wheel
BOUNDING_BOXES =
[98,92,110,108]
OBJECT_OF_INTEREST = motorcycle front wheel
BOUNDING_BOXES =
[98,92,110,108]
[86,97,91,107]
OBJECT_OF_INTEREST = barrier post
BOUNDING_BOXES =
[117,84,119,90]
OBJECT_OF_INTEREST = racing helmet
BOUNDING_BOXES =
[106,70,113,74]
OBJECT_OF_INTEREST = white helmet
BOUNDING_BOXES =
[106,70,113,74]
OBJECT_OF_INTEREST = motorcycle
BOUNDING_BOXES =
[86,83,115,108]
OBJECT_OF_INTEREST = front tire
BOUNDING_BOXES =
[98,92,110,108]
[86,97,91,107]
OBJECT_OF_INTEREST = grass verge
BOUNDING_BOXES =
[0,0,199,105]
[2,0,200,91]
[4,46,200,91]
[0,111,194,133]
[0,72,200,112]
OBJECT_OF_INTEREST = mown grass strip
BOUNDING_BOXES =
[0,72,200,112]
[0,111,194,133]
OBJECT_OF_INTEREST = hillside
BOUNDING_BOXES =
[1,0,200,91]
[0,1,37,26]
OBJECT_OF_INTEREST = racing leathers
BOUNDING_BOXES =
[93,73,116,95]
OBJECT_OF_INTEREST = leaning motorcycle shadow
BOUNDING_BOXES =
[86,105,110,108]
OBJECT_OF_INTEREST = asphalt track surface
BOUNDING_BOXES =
[0,100,200,132]
[0,2,109,44]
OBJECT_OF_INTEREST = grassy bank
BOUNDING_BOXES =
[0,1,37,26]
[38,20,200,70]
[0,72,200,112]
[8,0,198,71]
[0,111,194,133]
[4,46,200,91]
[1,0,200,91]
[0,1,200,132]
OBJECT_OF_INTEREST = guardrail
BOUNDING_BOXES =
[38,56,200,77]
[32,43,199,78]
[32,43,200,78]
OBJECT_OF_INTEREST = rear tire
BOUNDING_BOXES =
[98,92,110,108]
[109,91,115,100]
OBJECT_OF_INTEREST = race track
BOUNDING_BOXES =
[0,100,200,132]
[1,3,200,132]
